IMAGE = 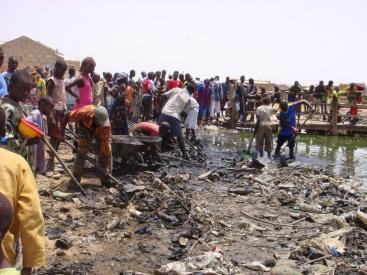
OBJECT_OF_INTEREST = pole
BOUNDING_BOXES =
[42,137,86,195]
[331,98,338,135]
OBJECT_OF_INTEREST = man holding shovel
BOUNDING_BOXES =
[59,105,114,188]
[274,100,313,160]
[255,96,276,158]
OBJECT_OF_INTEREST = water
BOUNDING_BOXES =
[199,129,367,185]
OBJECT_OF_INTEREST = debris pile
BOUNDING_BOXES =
[37,144,367,274]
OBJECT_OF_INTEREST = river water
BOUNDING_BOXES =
[199,129,367,186]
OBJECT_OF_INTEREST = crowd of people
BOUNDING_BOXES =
[0,44,365,274]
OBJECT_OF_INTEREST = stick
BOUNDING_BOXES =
[65,133,79,143]
[188,239,200,256]
[42,137,86,195]
[304,255,332,265]
[241,211,317,228]
[290,217,307,225]
[65,127,78,138]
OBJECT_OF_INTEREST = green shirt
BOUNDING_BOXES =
[0,97,29,161]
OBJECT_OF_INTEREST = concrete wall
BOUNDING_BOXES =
[0,36,80,72]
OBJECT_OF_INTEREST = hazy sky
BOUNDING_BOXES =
[2,0,366,84]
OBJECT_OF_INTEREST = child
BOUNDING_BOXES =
[65,57,96,111]
[0,70,34,161]
[274,100,312,159]
[26,96,54,175]
[0,193,19,275]
[184,96,199,141]
[46,60,67,172]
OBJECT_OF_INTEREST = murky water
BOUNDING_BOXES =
[199,129,367,185]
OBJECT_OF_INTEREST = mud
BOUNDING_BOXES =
[37,129,367,274]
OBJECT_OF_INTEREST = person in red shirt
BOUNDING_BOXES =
[166,71,181,90]
[132,121,169,137]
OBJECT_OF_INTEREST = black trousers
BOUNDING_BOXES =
[274,135,295,158]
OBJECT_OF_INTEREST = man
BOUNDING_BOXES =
[0,47,8,100]
[1,70,34,161]
[141,72,156,121]
[197,79,211,123]
[139,71,147,83]
[60,105,114,187]
[132,121,170,137]
[272,85,281,107]
[210,76,222,122]
[288,81,301,103]
[161,70,167,81]
[247,78,257,122]
[314,81,326,114]
[154,71,165,117]
[166,71,181,90]
[109,73,129,135]
[228,79,237,127]
[2,56,19,86]
[178,74,185,88]
[0,106,45,274]
[274,100,313,160]
[129,69,136,83]
[102,72,114,114]
[237,75,248,122]
[92,72,104,106]
[325,80,333,120]
[255,96,276,158]
[158,84,195,158]
[63,67,78,111]
[221,77,230,116]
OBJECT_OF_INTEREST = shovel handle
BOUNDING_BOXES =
[43,136,86,195]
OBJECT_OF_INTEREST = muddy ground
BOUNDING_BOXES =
[37,129,367,275]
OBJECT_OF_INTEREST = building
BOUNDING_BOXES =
[0,36,80,72]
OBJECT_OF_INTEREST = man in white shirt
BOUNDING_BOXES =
[158,84,195,158]
[255,96,277,158]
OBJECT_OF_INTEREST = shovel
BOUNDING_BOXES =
[241,123,258,157]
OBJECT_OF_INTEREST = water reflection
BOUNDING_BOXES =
[199,130,367,185]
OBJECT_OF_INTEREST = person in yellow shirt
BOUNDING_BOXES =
[0,107,45,274]
[36,74,46,98]
[0,193,20,275]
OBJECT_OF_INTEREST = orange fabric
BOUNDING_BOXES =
[125,85,135,110]
[68,105,111,156]
[94,126,112,156]
[68,105,96,129]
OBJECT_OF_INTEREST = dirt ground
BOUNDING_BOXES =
[37,130,367,275]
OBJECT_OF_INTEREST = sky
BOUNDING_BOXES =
[1,0,367,84]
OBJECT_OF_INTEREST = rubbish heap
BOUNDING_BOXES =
[37,144,367,274]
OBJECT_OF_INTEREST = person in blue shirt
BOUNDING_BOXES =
[0,48,8,99]
[274,100,312,159]
[2,56,19,87]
